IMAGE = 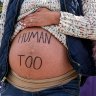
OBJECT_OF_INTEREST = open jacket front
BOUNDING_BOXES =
[0,0,96,82]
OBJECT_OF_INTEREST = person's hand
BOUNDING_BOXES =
[20,8,61,27]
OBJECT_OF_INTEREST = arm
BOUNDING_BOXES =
[0,0,10,46]
[20,0,96,40]
[58,0,96,40]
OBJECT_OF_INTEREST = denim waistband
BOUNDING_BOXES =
[7,69,78,92]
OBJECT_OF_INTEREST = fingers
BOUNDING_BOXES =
[19,7,50,27]
[36,7,51,12]
[20,15,35,23]
[20,18,40,27]
[36,8,43,12]
[25,22,39,27]
[20,12,41,27]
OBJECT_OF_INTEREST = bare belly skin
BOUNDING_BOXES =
[9,27,73,79]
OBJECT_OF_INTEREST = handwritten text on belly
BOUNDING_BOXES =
[17,31,52,70]
[18,55,42,70]
[18,31,52,44]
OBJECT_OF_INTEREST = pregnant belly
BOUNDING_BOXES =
[9,27,73,79]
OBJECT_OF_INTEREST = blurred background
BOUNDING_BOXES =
[80,76,96,96]
[0,1,96,96]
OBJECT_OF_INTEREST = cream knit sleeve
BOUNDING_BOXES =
[58,0,96,40]
[0,0,9,47]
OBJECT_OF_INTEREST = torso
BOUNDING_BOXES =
[9,27,73,79]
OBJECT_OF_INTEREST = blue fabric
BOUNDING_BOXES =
[0,77,80,96]
[0,0,24,80]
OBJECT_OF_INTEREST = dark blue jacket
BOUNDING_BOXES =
[0,0,96,82]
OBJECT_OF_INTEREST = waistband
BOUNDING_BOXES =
[7,69,78,92]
